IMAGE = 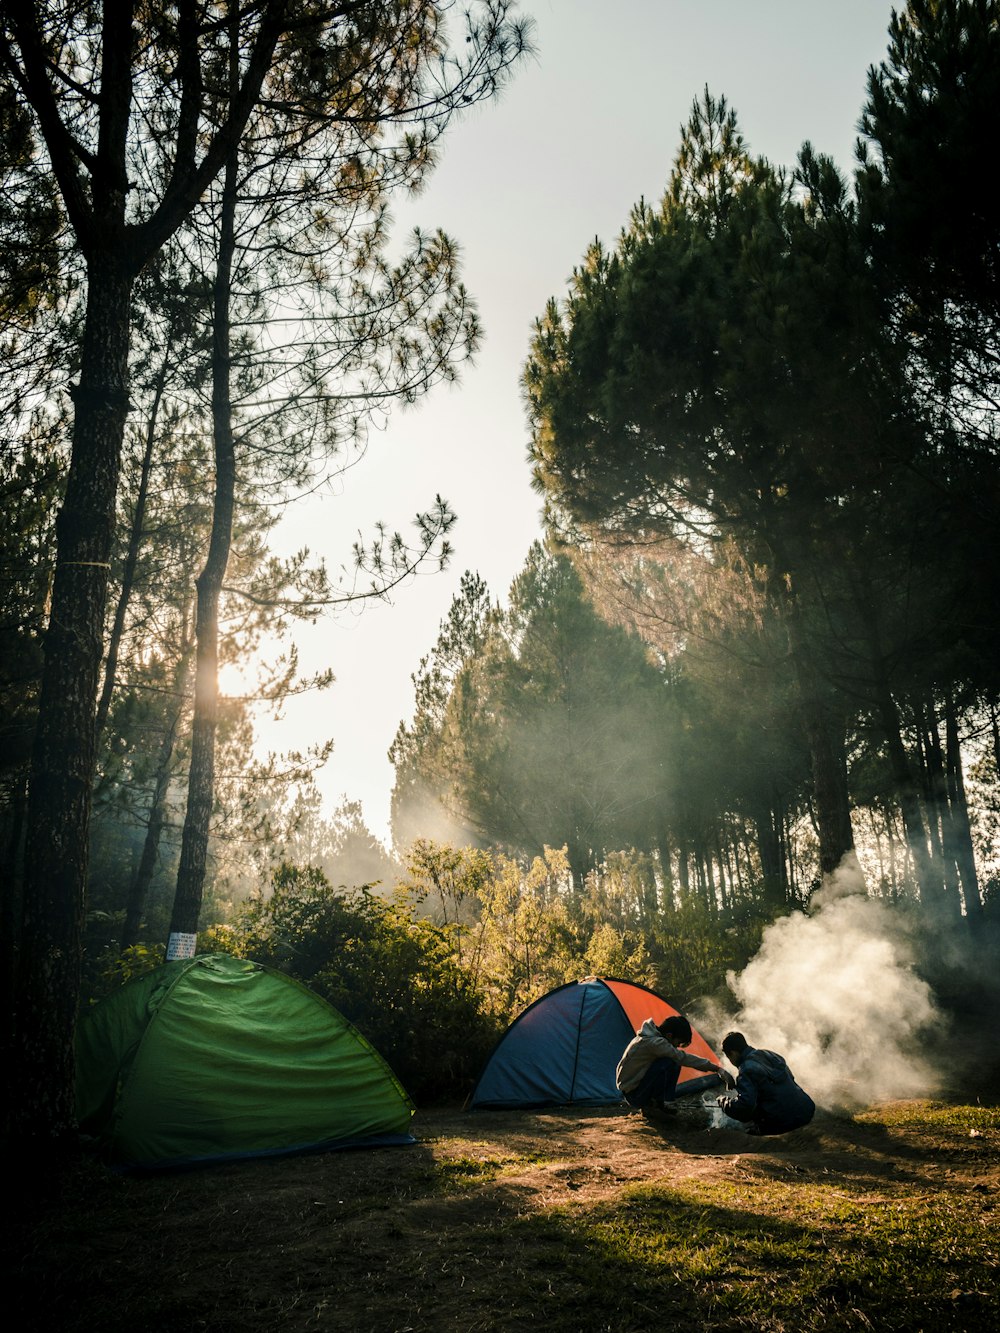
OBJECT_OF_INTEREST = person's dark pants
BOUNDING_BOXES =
[622,1058,681,1109]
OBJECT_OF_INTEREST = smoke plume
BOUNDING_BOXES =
[711,855,940,1111]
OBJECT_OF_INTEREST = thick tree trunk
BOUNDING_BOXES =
[752,792,785,910]
[167,152,238,956]
[789,640,855,879]
[767,549,856,883]
[772,578,856,882]
[95,342,173,739]
[1,778,28,1044]
[11,260,134,1141]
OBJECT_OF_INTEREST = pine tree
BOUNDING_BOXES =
[1,0,527,1143]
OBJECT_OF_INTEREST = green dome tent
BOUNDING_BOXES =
[76,953,415,1169]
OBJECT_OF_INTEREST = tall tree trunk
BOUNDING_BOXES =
[878,687,942,906]
[95,337,174,739]
[735,829,749,898]
[885,804,901,897]
[783,601,856,880]
[716,828,731,913]
[943,693,982,920]
[167,151,239,957]
[917,699,961,916]
[12,259,135,1141]
[564,835,590,894]
[852,572,940,905]
[766,543,857,883]
[1,777,28,1045]
[780,806,796,902]
[752,792,785,910]
[640,854,658,924]
[121,646,194,949]
[677,837,691,903]
[990,702,1000,778]
[655,830,675,912]
[702,841,716,912]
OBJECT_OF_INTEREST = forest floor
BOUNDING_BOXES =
[10,1094,1000,1333]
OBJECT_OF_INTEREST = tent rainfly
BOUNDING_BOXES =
[467,976,721,1109]
[76,953,414,1169]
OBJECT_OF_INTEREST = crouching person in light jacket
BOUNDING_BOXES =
[616,1014,726,1112]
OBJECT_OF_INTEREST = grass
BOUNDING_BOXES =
[9,1100,1000,1332]
[430,1139,556,1187]
[389,1170,997,1332]
[527,1179,997,1330]
[855,1098,1000,1134]
[377,1103,1000,1332]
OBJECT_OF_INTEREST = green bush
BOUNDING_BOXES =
[647,906,768,1009]
[84,937,166,1004]
[230,862,501,1103]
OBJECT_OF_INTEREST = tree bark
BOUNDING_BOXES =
[917,699,961,915]
[752,791,785,910]
[12,259,135,1141]
[784,608,855,880]
[121,647,194,949]
[1,777,28,1045]
[676,837,691,903]
[168,148,239,954]
[655,830,675,912]
[943,693,982,920]
[95,338,174,740]
[877,685,942,907]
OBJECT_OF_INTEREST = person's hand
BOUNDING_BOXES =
[718,1068,736,1089]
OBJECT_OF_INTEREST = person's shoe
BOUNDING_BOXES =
[642,1101,678,1122]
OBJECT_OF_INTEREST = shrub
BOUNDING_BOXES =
[229,862,501,1102]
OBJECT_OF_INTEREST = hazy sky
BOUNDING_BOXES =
[248,0,897,845]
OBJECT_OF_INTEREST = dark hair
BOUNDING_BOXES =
[658,1015,693,1045]
[722,1031,749,1057]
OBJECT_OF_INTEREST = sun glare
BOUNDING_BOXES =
[217,658,259,700]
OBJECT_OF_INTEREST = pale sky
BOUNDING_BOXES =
[249,0,897,846]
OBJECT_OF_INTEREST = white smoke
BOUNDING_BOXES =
[713,855,940,1111]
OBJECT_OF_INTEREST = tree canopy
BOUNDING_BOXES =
[525,5,999,909]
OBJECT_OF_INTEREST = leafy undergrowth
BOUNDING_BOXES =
[9,1100,999,1332]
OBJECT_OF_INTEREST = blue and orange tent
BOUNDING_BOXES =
[467,976,720,1109]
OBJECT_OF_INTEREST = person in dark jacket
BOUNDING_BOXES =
[717,1031,815,1135]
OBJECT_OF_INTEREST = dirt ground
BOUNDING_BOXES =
[10,1097,1000,1333]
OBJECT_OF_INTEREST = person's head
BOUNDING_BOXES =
[722,1031,751,1066]
[658,1015,693,1048]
